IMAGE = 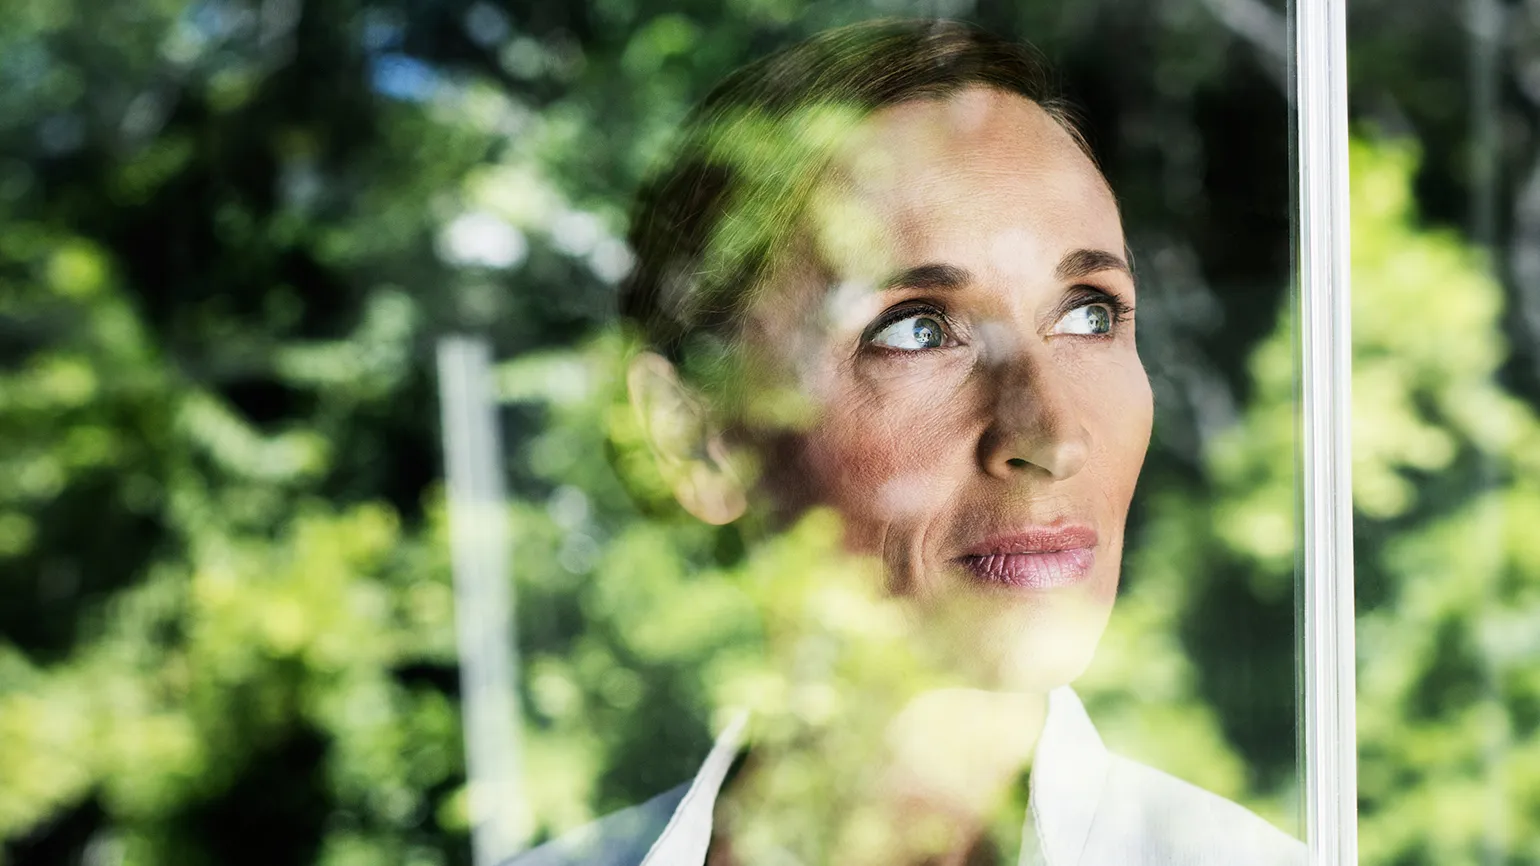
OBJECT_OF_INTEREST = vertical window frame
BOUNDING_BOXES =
[1292,0,1358,862]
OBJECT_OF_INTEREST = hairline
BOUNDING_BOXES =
[622,21,1108,379]
[722,85,1116,357]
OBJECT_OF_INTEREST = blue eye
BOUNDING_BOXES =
[1054,303,1114,336]
[870,314,950,350]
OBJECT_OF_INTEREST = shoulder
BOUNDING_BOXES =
[500,783,689,866]
[1088,754,1306,866]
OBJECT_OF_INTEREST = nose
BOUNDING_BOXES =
[977,348,1092,481]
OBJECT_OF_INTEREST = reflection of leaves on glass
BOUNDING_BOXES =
[495,325,1123,864]
[1,0,1532,861]
[1082,138,1540,863]
[1088,138,1540,864]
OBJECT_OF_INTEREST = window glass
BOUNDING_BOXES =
[474,3,1309,863]
[1350,1,1540,863]
[0,1,1313,864]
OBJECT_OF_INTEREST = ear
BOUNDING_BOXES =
[626,351,747,525]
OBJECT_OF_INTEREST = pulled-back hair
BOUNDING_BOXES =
[619,18,1089,383]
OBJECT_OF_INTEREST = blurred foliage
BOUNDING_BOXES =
[3,0,1539,864]
[1346,139,1540,866]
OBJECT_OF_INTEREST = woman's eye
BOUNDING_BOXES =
[868,314,951,350]
[1054,303,1114,336]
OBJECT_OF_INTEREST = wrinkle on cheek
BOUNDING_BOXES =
[810,399,958,527]
[876,473,936,523]
[874,473,933,596]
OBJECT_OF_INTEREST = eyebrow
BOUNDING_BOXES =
[876,249,1133,294]
[1055,248,1133,282]
[880,262,973,293]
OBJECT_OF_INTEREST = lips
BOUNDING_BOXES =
[956,525,1098,589]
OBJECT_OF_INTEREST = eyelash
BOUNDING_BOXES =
[861,301,954,346]
[859,287,1135,349]
[1061,286,1135,328]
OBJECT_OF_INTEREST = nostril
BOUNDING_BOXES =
[1006,457,1028,468]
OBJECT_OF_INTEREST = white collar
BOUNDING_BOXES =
[638,687,1111,866]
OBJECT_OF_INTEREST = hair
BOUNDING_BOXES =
[618,18,1091,386]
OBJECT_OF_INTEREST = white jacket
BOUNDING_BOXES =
[508,688,1306,866]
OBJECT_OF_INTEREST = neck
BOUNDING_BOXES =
[712,687,1051,866]
[880,688,1049,815]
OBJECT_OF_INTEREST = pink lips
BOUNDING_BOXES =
[957,525,1098,589]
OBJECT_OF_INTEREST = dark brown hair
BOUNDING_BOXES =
[619,18,1089,382]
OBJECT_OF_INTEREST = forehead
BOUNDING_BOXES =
[813,87,1123,276]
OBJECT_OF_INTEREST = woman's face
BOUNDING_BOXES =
[737,87,1153,692]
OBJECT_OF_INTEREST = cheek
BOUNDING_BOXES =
[797,363,977,542]
[1078,357,1154,505]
